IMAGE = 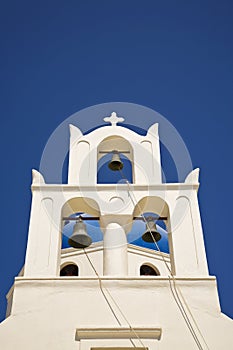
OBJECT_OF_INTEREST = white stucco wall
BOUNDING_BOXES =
[1,117,232,350]
[0,274,232,350]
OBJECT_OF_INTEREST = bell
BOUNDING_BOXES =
[68,217,92,248]
[108,151,123,171]
[142,219,161,243]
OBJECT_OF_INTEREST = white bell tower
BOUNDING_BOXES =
[0,112,232,350]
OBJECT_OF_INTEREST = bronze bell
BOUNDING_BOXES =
[142,219,161,243]
[108,151,123,171]
[68,217,92,248]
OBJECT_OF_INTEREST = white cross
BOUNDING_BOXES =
[103,112,125,126]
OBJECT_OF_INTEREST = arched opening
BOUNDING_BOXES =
[132,196,176,273]
[60,263,79,276]
[61,198,102,249]
[140,264,159,276]
[97,135,133,184]
[62,212,103,249]
[97,152,133,184]
[127,211,169,254]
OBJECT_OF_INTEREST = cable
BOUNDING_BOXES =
[169,276,210,350]
[83,249,121,326]
[168,277,204,350]
[119,169,210,350]
[83,248,147,349]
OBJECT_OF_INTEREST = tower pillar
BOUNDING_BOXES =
[169,190,209,276]
[103,222,128,276]
[24,190,61,277]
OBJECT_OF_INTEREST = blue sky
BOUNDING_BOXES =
[0,1,233,321]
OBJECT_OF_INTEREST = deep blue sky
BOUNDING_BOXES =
[0,1,233,321]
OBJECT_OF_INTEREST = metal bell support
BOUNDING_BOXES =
[68,217,92,248]
[108,151,123,171]
[142,218,161,243]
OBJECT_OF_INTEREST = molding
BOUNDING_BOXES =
[15,276,217,282]
[91,348,147,350]
[75,327,162,340]
[31,183,199,192]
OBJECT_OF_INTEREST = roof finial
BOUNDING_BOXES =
[103,112,124,126]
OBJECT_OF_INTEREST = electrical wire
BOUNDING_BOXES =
[119,169,210,350]
[83,249,121,326]
[83,248,147,349]
[77,164,209,350]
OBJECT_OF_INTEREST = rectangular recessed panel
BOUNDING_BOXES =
[76,327,161,340]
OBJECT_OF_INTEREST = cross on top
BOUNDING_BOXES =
[103,112,125,126]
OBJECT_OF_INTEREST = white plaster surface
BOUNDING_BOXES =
[1,115,232,349]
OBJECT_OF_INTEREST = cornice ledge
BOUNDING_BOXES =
[15,276,216,282]
[31,183,199,192]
